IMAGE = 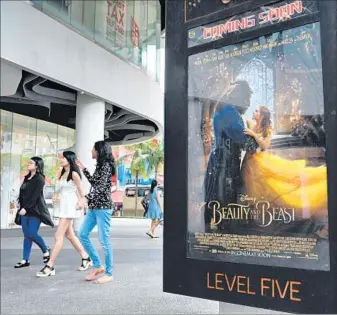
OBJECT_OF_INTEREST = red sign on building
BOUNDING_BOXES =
[106,0,126,47]
[132,17,140,47]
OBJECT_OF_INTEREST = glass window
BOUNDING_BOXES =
[36,120,58,187]
[57,125,75,153]
[0,110,13,228]
[94,0,117,52]
[70,1,95,39]
[31,0,43,10]
[145,0,158,79]
[41,0,71,24]
[34,0,162,80]
[115,0,135,63]
[132,0,148,69]
[125,188,136,197]
[0,110,76,228]
[9,114,37,227]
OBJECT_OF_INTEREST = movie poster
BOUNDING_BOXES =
[187,21,330,271]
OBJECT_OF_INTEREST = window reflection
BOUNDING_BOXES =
[70,0,95,39]
[0,110,75,228]
[31,0,161,81]
[42,0,71,23]
[0,111,13,229]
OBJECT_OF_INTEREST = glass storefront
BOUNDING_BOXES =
[0,110,75,228]
[31,0,161,82]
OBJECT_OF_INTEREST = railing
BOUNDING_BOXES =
[31,0,161,82]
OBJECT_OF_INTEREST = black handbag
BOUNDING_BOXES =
[14,210,21,226]
[141,196,149,217]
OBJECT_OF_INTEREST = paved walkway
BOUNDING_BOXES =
[1,219,280,314]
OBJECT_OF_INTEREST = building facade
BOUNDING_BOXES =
[0,109,75,228]
[0,0,164,229]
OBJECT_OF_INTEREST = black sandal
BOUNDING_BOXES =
[78,257,92,271]
[36,265,55,277]
[14,260,30,268]
[43,247,51,264]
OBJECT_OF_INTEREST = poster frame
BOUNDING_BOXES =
[163,0,337,313]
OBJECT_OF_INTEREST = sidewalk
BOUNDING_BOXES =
[1,219,279,314]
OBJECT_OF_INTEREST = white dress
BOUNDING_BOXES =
[53,179,81,219]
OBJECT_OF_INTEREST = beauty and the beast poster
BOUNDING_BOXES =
[187,21,330,271]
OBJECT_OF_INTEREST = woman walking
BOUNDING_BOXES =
[36,151,92,277]
[76,141,115,284]
[14,157,53,268]
[145,180,163,239]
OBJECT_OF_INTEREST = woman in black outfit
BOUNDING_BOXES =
[14,157,54,268]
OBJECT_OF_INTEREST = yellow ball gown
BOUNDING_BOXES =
[243,139,327,218]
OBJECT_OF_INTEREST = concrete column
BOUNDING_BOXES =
[73,93,105,231]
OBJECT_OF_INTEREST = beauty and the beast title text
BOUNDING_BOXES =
[202,195,296,227]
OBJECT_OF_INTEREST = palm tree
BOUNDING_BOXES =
[146,141,164,180]
[118,145,149,215]
[117,139,164,215]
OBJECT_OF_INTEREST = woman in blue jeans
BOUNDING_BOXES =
[14,157,54,268]
[76,141,115,284]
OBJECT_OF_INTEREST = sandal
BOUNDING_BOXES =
[14,260,30,268]
[94,275,113,284]
[43,247,51,264]
[85,267,105,281]
[78,257,92,271]
[36,265,56,277]
[146,232,153,239]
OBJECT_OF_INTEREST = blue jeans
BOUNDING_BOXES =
[79,209,113,276]
[21,215,48,261]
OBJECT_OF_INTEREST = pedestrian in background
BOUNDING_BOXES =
[145,179,163,239]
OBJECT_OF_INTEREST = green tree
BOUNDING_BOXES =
[118,145,149,215]
[118,139,164,215]
[146,141,164,180]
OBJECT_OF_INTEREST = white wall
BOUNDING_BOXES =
[0,0,163,131]
[0,61,22,97]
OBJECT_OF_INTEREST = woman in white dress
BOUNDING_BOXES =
[37,151,91,277]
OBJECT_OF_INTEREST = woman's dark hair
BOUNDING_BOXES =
[259,105,272,138]
[150,179,158,193]
[94,141,115,176]
[59,151,82,181]
[26,156,45,179]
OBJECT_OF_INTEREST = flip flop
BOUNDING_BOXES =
[146,232,154,238]
[85,268,105,281]
[94,275,113,284]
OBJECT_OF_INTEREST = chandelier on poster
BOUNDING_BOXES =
[202,0,305,40]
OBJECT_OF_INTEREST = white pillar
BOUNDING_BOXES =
[73,93,105,231]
